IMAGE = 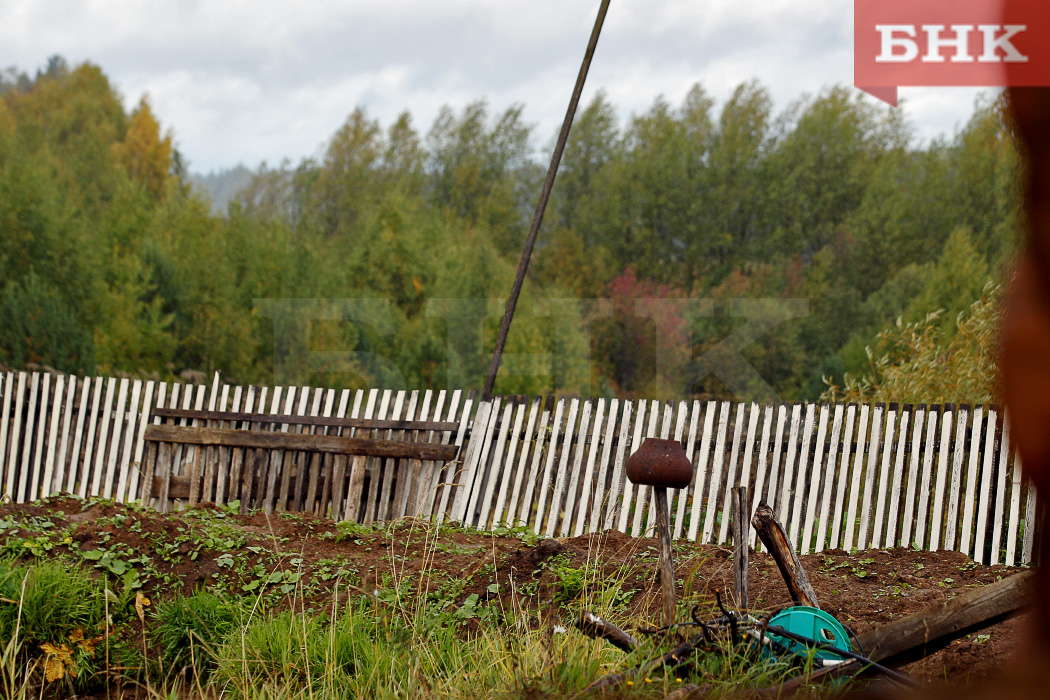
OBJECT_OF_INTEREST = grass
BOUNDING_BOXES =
[0,502,851,700]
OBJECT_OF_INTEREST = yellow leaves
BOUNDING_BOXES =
[40,642,75,682]
[39,629,104,682]
[112,95,173,200]
[135,590,151,622]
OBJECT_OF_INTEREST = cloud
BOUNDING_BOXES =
[0,0,992,173]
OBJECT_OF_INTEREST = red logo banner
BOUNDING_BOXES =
[855,0,1050,105]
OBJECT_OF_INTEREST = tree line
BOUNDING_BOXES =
[0,58,1018,403]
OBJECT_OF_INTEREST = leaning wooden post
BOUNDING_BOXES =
[732,486,749,610]
[626,438,694,627]
[751,501,820,609]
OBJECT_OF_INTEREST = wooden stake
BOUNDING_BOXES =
[751,502,819,609]
[732,486,749,610]
[653,486,676,626]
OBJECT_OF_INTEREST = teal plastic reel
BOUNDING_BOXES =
[764,606,852,662]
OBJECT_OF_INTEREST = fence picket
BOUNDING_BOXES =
[507,397,541,527]
[560,399,594,537]
[991,419,1011,565]
[1006,446,1024,566]
[788,404,816,548]
[815,405,844,553]
[974,410,999,563]
[41,375,66,500]
[857,404,884,549]
[960,407,985,555]
[884,407,910,547]
[829,404,857,550]
[871,405,898,549]
[589,399,620,534]
[802,405,832,554]
[687,401,717,542]
[701,401,731,543]
[777,404,803,525]
[718,403,748,544]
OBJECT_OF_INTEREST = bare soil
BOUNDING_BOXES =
[0,497,1030,694]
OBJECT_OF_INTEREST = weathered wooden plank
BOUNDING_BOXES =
[870,404,898,549]
[1006,446,1024,566]
[435,391,472,523]
[460,397,500,527]
[142,424,460,459]
[776,404,803,526]
[374,390,405,521]
[857,404,885,549]
[325,389,353,519]
[344,389,373,521]
[64,379,90,495]
[492,398,527,528]
[572,399,605,536]
[1021,475,1037,564]
[5,373,27,499]
[990,419,1011,565]
[535,399,566,533]
[687,401,717,542]
[560,399,594,537]
[828,404,855,551]
[801,405,831,554]
[506,397,540,526]
[974,409,999,563]
[16,373,40,502]
[184,384,208,508]
[748,404,776,548]
[480,400,516,530]
[28,374,50,502]
[40,375,65,500]
[960,406,985,555]
[151,407,459,432]
[913,406,940,548]
[717,403,748,545]
[929,406,954,551]
[674,400,702,541]
[788,404,816,549]
[98,378,129,500]
[857,570,1036,667]
[276,388,310,512]
[944,406,970,551]
[402,389,434,518]
[138,382,166,505]
[614,401,647,533]
[667,401,691,539]
[883,406,910,547]
[701,401,731,543]
[301,388,332,514]
[0,372,13,496]
[393,390,423,518]
[842,404,869,551]
[899,405,926,546]
[546,398,582,536]
[814,404,844,553]
[155,383,182,513]
[52,376,79,496]
[581,398,614,532]
[763,405,788,522]
[114,380,142,502]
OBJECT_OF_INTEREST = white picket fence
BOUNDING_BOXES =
[0,370,1039,565]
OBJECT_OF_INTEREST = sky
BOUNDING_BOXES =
[2,0,994,175]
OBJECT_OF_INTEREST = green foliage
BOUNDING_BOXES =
[823,283,1002,405]
[0,57,1022,404]
[152,590,247,677]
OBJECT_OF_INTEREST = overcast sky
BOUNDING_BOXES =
[2,0,993,174]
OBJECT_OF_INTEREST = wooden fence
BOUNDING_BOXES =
[0,370,1040,565]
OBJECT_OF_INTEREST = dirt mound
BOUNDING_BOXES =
[0,496,1028,688]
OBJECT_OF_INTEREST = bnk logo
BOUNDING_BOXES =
[855,0,1050,106]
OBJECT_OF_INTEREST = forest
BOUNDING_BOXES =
[0,57,1018,404]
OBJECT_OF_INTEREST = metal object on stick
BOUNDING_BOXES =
[626,437,692,626]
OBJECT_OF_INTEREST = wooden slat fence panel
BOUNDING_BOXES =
[0,369,1039,564]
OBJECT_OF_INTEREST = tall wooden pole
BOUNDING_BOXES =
[482,0,612,399]
[652,486,677,626]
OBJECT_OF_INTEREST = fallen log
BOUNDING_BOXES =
[856,568,1037,666]
[750,502,819,609]
[576,610,639,653]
